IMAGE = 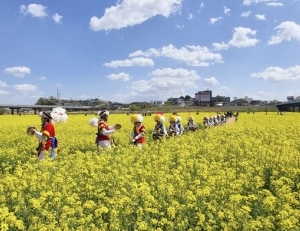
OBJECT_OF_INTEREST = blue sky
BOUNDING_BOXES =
[0,0,300,105]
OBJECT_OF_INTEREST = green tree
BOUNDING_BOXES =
[184,95,191,101]
[129,105,140,112]
[0,108,7,115]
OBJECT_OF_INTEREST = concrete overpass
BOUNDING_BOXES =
[0,104,98,115]
[276,101,300,112]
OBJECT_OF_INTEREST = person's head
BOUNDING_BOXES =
[99,110,109,122]
[187,114,194,122]
[169,114,177,124]
[154,112,165,125]
[39,111,52,124]
[134,121,142,127]
[131,113,143,126]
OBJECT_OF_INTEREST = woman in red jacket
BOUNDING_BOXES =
[28,111,58,160]
[130,113,146,149]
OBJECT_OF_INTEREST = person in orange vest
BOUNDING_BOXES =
[27,111,58,160]
[91,110,121,152]
[130,113,146,149]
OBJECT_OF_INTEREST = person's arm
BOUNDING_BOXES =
[133,125,145,140]
[34,130,48,142]
[130,131,135,139]
[175,124,180,134]
[108,125,117,130]
[99,127,115,136]
[133,132,144,140]
[163,125,168,135]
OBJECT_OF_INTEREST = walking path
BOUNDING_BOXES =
[225,116,236,125]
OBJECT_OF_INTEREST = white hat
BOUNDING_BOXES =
[131,114,143,123]
[154,113,165,123]
[177,115,182,122]
[39,111,52,120]
[99,110,109,118]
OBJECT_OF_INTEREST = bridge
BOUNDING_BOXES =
[0,104,99,115]
[276,100,300,112]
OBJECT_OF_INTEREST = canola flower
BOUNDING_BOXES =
[0,112,299,230]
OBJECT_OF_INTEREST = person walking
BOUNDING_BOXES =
[167,114,180,137]
[152,112,167,143]
[176,115,185,135]
[187,114,198,132]
[27,111,58,160]
[89,110,121,153]
[130,113,146,149]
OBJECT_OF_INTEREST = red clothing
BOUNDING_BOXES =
[133,125,146,144]
[41,122,56,151]
[98,121,110,141]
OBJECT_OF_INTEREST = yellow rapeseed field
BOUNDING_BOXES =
[0,112,299,230]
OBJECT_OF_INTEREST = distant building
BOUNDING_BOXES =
[176,99,186,106]
[151,101,164,106]
[244,96,253,103]
[194,90,212,106]
[250,100,261,106]
[212,95,231,106]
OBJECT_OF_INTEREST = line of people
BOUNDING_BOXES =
[203,113,227,128]
[89,110,203,151]
[28,108,230,159]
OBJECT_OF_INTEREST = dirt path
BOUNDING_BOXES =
[225,116,236,125]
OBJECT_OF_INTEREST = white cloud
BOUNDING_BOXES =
[188,13,194,20]
[204,77,219,86]
[268,21,300,45]
[14,84,37,92]
[20,4,48,18]
[255,14,266,20]
[52,13,63,23]
[210,17,222,24]
[250,65,300,81]
[175,24,184,29]
[89,0,182,31]
[4,66,31,77]
[218,86,231,92]
[247,91,281,101]
[212,27,258,50]
[224,6,230,15]
[241,11,251,17]
[104,57,154,68]
[266,2,284,6]
[129,44,223,66]
[0,90,9,96]
[228,27,258,47]
[243,0,281,6]
[197,2,205,13]
[106,72,130,81]
[0,81,7,87]
[110,67,201,102]
[131,68,200,95]
[38,77,46,80]
[212,42,230,51]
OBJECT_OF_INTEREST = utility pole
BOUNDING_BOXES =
[57,89,61,105]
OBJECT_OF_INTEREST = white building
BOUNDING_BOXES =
[151,101,164,106]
